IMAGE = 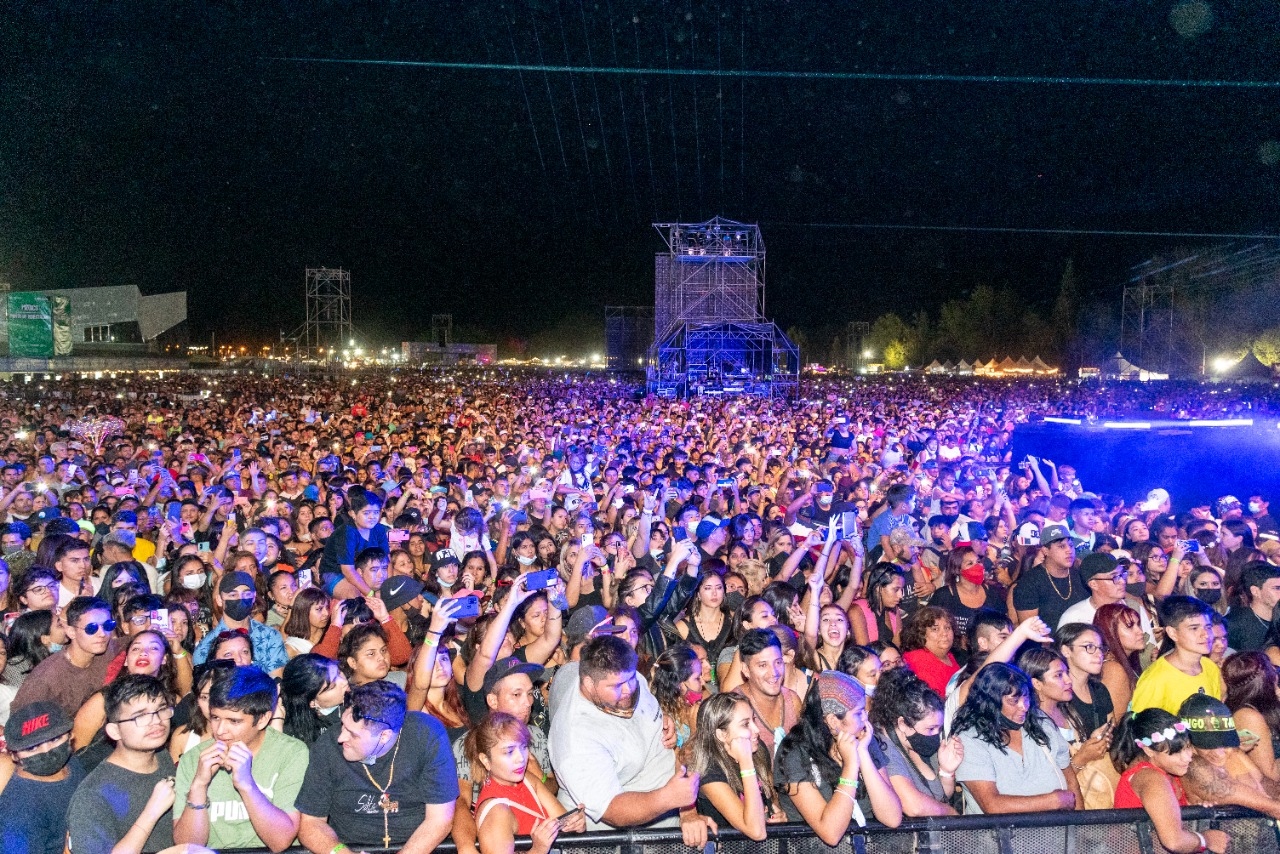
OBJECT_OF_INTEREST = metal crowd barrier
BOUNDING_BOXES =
[249,807,1279,854]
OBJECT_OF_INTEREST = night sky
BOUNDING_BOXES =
[3,1,1278,349]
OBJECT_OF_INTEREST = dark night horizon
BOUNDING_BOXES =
[3,1,1278,349]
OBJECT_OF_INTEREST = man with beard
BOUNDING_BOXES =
[0,701,85,854]
[548,635,707,838]
[732,628,801,760]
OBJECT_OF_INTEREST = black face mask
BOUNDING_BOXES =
[222,598,254,622]
[21,740,71,777]
[1126,582,1147,599]
[1194,588,1222,606]
[998,714,1023,731]
[905,730,941,758]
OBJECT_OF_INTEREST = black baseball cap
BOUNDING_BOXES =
[482,656,545,697]
[5,701,72,752]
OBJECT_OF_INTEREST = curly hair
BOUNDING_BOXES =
[869,665,943,736]
[900,606,957,653]
[951,662,1050,750]
[650,643,700,723]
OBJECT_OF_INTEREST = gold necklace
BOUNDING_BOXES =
[360,736,403,848]
[1046,567,1073,600]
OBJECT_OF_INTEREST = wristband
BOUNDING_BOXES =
[172,650,187,659]
[1194,832,1207,852]
[837,776,858,789]
[427,630,443,636]
[186,800,209,810]
[331,845,349,854]
[938,769,954,779]
[739,768,757,778]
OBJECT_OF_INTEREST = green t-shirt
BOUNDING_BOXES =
[174,727,309,850]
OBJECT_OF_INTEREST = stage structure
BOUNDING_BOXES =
[301,268,353,357]
[430,314,453,348]
[647,217,799,397]
[605,306,654,371]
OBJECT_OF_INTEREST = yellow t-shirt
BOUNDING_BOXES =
[1131,655,1223,716]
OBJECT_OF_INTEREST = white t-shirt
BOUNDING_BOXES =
[1058,596,1156,647]
[548,669,677,831]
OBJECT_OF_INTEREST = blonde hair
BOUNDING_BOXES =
[738,559,769,596]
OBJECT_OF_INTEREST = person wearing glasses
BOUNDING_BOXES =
[68,674,212,854]
[192,572,288,677]
[295,680,458,854]
[12,596,123,719]
[174,665,308,851]
[1058,552,1157,647]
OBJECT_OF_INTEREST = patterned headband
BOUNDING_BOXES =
[1136,721,1188,748]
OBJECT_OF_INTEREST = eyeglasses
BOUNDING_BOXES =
[1072,643,1104,655]
[1098,571,1128,583]
[82,619,118,635]
[111,705,175,727]
[25,583,55,596]
[127,614,150,626]
[342,695,395,731]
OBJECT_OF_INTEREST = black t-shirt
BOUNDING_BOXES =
[695,761,778,829]
[0,759,86,854]
[294,712,460,848]
[1068,679,1114,736]
[774,734,888,823]
[1011,565,1088,628]
[1226,606,1270,653]
[928,585,992,640]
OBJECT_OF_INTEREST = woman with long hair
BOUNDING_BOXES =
[1094,603,1146,725]
[1109,708,1227,853]
[1,609,64,690]
[952,662,1080,814]
[927,546,995,645]
[280,586,330,657]
[279,653,348,745]
[650,644,705,755]
[675,571,734,670]
[71,629,182,750]
[689,693,785,839]
[465,712,586,854]
[849,562,905,647]
[774,671,902,844]
[868,666,963,816]
[1223,651,1280,782]
[406,598,468,732]
[901,606,960,698]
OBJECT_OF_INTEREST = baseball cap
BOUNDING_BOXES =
[5,701,72,752]
[380,576,424,612]
[1040,524,1071,547]
[1014,521,1041,547]
[482,656,546,697]
[565,605,625,643]
[695,518,729,542]
[1179,693,1240,749]
[431,549,460,573]
[1079,551,1120,582]
[888,526,927,549]
[218,571,255,595]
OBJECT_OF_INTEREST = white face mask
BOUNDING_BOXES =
[517,554,537,566]
[650,548,664,559]
[314,703,341,717]
[859,681,876,698]
[181,573,208,590]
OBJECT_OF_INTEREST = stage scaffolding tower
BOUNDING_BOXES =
[301,267,353,358]
[647,217,799,398]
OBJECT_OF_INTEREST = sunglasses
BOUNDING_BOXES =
[82,619,118,635]
[343,695,395,730]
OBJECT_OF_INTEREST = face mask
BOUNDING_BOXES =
[1195,588,1222,606]
[906,730,941,759]
[182,573,208,590]
[48,642,63,653]
[222,598,254,622]
[649,549,665,560]
[1249,502,1263,514]
[859,681,876,698]
[684,690,703,705]
[1126,582,1146,599]
[438,578,455,590]
[314,703,341,717]
[21,741,72,777]
[818,495,833,507]
[960,565,986,586]
[998,714,1023,731]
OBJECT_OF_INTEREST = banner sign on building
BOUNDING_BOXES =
[8,293,53,358]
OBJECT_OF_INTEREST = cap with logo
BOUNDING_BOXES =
[1179,692,1240,749]
[1014,521,1042,547]
[5,701,72,752]
[431,549,460,573]
[218,571,256,595]
[380,576,424,612]
[1039,524,1071,547]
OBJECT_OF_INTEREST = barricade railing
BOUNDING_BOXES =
[247,806,1278,854]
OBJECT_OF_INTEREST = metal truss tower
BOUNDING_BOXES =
[302,268,353,357]
[430,314,453,348]
[647,217,799,397]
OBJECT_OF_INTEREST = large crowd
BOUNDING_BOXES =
[0,369,1277,854]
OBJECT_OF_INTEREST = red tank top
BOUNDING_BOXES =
[1114,761,1187,809]
[474,777,550,836]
